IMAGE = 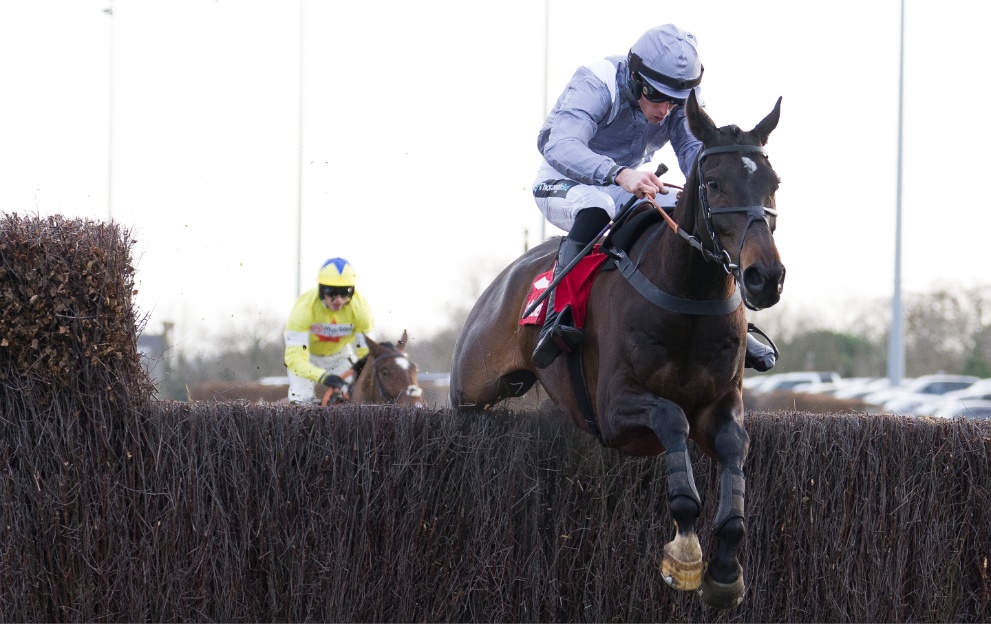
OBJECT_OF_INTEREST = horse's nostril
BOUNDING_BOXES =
[743,266,767,292]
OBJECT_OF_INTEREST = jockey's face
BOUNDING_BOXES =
[323,292,351,311]
[638,97,677,124]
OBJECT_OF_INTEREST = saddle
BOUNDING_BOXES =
[519,250,610,328]
[520,208,663,329]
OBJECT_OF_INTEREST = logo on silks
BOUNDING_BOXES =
[311,320,354,342]
[521,270,553,326]
[520,251,611,328]
[533,179,576,199]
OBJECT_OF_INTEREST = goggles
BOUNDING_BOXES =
[638,79,685,106]
[322,286,354,300]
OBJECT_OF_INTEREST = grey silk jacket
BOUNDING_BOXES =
[537,55,703,186]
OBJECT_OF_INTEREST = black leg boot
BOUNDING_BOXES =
[744,324,778,372]
[532,236,586,369]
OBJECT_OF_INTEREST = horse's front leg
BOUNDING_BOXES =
[607,395,704,592]
[698,396,750,609]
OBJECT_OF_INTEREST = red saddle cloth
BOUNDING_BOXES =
[520,249,610,328]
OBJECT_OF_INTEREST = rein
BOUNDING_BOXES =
[626,144,776,312]
[643,186,727,267]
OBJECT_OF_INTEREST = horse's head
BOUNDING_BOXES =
[684,91,786,310]
[362,330,426,407]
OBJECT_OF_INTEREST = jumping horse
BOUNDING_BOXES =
[320,330,425,407]
[449,91,785,609]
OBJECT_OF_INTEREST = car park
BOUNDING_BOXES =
[833,377,897,401]
[930,399,991,420]
[913,378,991,416]
[876,374,981,415]
[748,371,841,394]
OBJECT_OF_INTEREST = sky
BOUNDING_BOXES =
[1,1,989,357]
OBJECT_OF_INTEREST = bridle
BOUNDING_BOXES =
[370,351,424,404]
[695,144,777,281]
[646,143,777,311]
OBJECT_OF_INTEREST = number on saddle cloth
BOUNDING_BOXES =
[520,251,610,328]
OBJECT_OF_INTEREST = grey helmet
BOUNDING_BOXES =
[628,24,703,103]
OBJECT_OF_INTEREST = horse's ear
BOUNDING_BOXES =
[751,96,782,146]
[364,334,383,356]
[685,89,717,145]
[398,329,409,351]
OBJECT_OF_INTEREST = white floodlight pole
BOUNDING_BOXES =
[539,0,549,242]
[296,0,305,296]
[888,0,906,384]
[105,2,115,220]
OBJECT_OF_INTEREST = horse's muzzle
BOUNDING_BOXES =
[741,262,785,309]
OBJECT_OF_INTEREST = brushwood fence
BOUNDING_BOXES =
[1,214,989,622]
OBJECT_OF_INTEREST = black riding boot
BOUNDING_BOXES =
[531,236,586,369]
[745,327,777,372]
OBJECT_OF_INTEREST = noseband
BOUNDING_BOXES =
[371,352,424,404]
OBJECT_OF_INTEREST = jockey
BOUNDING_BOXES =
[531,23,776,372]
[284,257,375,404]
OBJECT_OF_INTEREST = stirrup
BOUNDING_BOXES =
[532,306,583,369]
[745,323,778,372]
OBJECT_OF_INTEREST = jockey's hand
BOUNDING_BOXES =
[615,167,669,200]
[319,372,346,389]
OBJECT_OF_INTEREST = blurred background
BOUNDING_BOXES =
[2,1,989,405]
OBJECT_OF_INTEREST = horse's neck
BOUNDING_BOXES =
[644,183,736,301]
[354,361,378,402]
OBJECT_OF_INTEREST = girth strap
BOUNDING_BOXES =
[613,250,742,315]
[566,348,603,444]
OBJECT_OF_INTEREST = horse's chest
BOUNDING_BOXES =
[628,325,740,396]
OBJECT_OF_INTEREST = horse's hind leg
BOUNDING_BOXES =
[646,400,704,591]
[699,416,750,609]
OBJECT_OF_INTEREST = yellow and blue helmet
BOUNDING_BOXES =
[318,258,357,301]
[318,257,357,287]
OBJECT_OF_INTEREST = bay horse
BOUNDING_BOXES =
[320,330,425,407]
[449,91,785,609]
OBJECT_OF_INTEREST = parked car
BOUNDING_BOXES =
[914,378,991,416]
[833,377,897,400]
[876,374,981,415]
[743,375,772,392]
[749,371,841,394]
[792,378,868,396]
[931,399,991,420]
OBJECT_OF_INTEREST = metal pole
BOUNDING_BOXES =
[105,2,115,220]
[296,0,304,296]
[888,0,906,384]
[539,0,549,242]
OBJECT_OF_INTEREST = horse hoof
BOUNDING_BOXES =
[660,536,702,591]
[699,567,745,609]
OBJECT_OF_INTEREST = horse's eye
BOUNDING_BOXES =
[706,179,720,193]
